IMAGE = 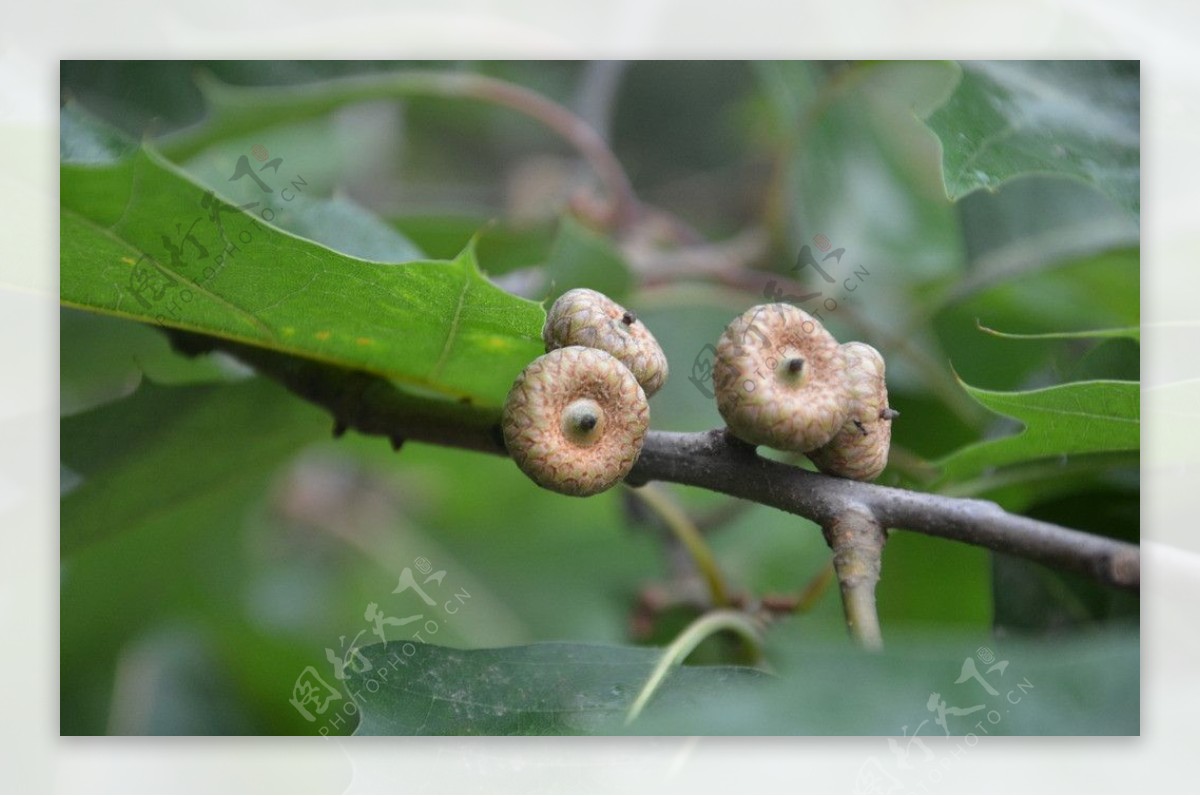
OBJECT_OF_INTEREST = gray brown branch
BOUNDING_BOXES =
[631,430,1139,592]
[170,331,1141,594]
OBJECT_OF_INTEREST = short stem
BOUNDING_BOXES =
[823,510,887,651]
[624,609,764,726]
[628,483,731,608]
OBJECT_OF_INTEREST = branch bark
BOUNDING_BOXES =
[823,510,886,650]
[171,331,1141,594]
[631,430,1139,592]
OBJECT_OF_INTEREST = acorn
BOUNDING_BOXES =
[502,346,649,497]
[713,303,850,452]
[807,342,894,481]
[543,288,669,397]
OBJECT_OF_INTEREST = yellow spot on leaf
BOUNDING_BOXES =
[121,257,136,265]
[315,331,331,341]
[482,336,513,352]
[282,327,296,336]
[356,338,373,346]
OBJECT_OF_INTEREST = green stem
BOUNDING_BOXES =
[823,510,886,651]
[628,483,731,607]
[624,610,764,726]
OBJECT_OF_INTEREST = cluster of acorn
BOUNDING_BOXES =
[501,289,895,497]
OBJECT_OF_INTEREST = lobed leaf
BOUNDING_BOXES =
[926,61,1139,216]
[937,377,1139,483]
[61,110,546,409]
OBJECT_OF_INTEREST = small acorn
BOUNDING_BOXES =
[713,303,850,452]
[502,346,649,497]
[807,342,894,481]
[543,288,669,397]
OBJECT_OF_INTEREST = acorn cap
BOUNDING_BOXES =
[543,288,669,397]
[807,341,893,481]
[713,303,850,452]
[502,346,649,497]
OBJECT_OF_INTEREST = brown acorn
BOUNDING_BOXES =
[501,346,649,497]
[713,304,850,452]
[543,288,669,397]
[807,342,894,481]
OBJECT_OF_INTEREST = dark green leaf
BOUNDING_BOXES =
[926,61,1139,216]
[60,309,246,415]
[60,378,327,555]
[348,641,765,735]
[630,625,1138,735]
[347,631,1137,736]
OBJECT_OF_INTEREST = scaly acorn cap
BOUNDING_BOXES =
[714,303,850,452]
[502,346,649,497]
[543,288,669,397]
[806,342,894,481]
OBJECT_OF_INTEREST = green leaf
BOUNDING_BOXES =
[348,641,765,735]
[60,378,327,556]
[60,308,248,415]
[630,625,1138,735]
[932,246,1139,394]
[346,631,1136,735]
[977,320,1140,343]
[937,378,1140,483]
[926,61,1139,216]
[60,112,545,408]
[543,216,632,301]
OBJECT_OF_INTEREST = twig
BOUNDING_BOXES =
[793,560,836,614]
[168,331,1141,594]
[630,430,1139,592]
[624,609,764,726]
[823,511,886,650]
[625,483,732,608]
[159,70,641,230]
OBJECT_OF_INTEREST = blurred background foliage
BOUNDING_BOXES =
[60,60,1138,736]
